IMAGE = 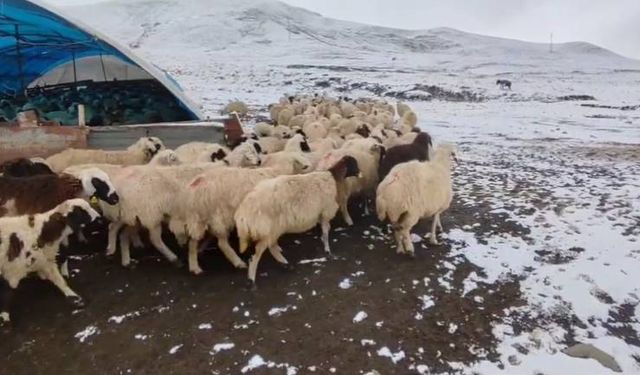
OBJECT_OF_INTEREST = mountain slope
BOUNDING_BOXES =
[68,0,636,66]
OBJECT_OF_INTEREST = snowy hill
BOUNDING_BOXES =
[69,0,635,67]
[66,0,640,114]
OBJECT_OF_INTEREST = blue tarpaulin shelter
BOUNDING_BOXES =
[0,0,203,120]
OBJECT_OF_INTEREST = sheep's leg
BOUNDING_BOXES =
[120,228,132,267]
[393,227,404,254]
[130,230,144,249]
[430,214,441,245]
[248,240,269,288]
[402,228,415,256]
[269,243,290,265]
[106,222,124,256]
[0,279,14,326]
[320,220,332,254]
[216,236,247,269]
[436,213,444,233]
[41,263,84,308]
[340,198,353,226]
[362,198,370,216]
[60,260,70,278]
[188,239,203,275]
[148,226,181,266]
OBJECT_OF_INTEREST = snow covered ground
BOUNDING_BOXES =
[58,0,640,373]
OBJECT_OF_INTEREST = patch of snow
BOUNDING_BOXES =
[418,295,435,310]
[298,257,327,264]
[268,305,296,317]
[198,323,213,330]
[377,347,406,364]
[74,325,99,343]
[169,344,183,354]
[242,355,266,373]
[353,311,368,323]
[339,278,352,289]
[361,339,376,346]
[210,342,235,355]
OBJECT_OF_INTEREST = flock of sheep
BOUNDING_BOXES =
[0,94,457,325]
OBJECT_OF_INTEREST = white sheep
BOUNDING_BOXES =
[174,142,230,163]
[0,198,101,325]
[257,136,286,154]
[105,162,232,267]
[302,121,329,141]
[223,100,249,115]
[400,111,418,131]
[376,144,457,256]
[169,156,310,275]
[277,107,295,126]
[397,102,412,118]
[46,137,165,172]
[149,149,182,166]
[235,156,361,286]
[283,134,311,153]
[254,122,274,137]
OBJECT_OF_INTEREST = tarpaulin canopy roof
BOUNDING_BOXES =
[0,0,203,119]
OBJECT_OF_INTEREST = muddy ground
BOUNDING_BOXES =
[2,195,524,374]
[2,139,638,375]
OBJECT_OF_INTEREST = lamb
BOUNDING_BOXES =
[396,102,412,118]
[174,142,230,163]
[254,122,274,137]
[283,134,311,153]
[254,123,293,139]
[169,156,311,275]
[309,138,337,154]
[316,144,384,225]
[0,168,119,218]
[277,107,295,126]
[0,198,101,326]
[302,121,329,141]
[288,114,315,129]
[257,136,286,154]
[378,132,433,181]
[0,158,54,177]
[400,111,418,132]
[46,137,165,172]
[376,144,457,256]
[223,100,249,116]
[149,149,182,166]
[235,156,361,286]
[384,131,416,148]
[261,152,312,173]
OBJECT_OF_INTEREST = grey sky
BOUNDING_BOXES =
[45,0,640,59]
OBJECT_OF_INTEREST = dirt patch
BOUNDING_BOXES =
[1,198,525,374]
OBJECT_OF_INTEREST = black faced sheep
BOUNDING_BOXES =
[378,132,433,181]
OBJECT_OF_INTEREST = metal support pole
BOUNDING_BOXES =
[14,24,25,93]
[99,53,108,81]
[72,51,78,85]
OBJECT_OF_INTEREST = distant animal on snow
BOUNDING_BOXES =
[496,79,512,90]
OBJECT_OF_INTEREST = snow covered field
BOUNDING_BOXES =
[4,1,639,374]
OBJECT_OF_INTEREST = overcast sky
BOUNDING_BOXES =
[46,0,640,59]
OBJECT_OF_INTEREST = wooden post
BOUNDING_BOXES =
[78,104,86,126]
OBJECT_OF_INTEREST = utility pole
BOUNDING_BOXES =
[550,33,553,53]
